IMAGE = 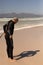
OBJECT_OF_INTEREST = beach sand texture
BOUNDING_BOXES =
[0,26,43,65]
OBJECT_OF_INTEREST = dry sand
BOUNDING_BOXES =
[0,26,43,65]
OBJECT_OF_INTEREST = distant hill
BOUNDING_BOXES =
[0,13,43,18]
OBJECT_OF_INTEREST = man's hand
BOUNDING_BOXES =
[4,33,6,36]
[9,35,13,39]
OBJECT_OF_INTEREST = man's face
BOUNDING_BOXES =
[13,18,18,24]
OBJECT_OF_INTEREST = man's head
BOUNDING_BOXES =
[12,17,18,24]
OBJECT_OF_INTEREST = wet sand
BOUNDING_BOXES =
[0,26,43,65]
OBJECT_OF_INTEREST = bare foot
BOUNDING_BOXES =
[9,59,16,62]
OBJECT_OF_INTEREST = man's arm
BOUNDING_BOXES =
[8,21,14,39]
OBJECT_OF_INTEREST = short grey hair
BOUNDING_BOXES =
[13,17,18,21]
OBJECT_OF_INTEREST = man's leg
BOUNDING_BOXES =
[7,47,11,58]
[5,35,11,58]
[9,38,13,59]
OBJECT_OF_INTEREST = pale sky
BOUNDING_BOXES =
[0,0,43,14]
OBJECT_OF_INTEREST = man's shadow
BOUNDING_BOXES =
[14,50,40,60]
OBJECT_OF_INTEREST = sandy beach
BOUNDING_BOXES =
[0,26,43,65]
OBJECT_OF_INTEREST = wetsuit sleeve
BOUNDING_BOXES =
[8,22,14,35]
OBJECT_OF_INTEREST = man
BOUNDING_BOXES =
[3,17,18,60]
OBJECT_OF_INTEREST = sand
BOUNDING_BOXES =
[0,26,43,65]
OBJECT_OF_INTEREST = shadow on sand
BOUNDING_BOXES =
[14,50,40,60]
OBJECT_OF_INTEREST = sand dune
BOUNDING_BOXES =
[0,26,43,65]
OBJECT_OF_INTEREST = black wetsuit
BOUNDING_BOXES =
[3,20,15,59]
